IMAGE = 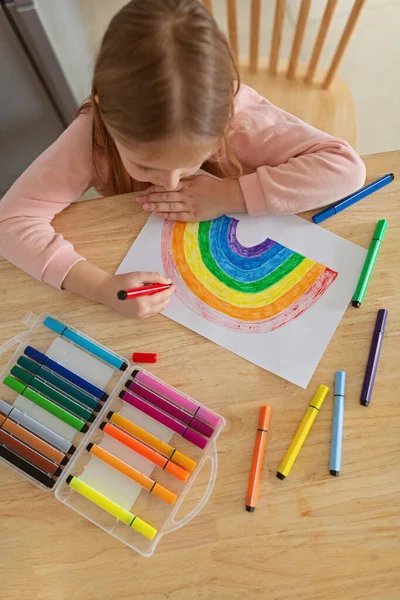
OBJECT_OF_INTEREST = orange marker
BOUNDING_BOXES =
[108,411,196,472]
[87,443,176,504]
[246,405,271,512]
[99,422,189,482]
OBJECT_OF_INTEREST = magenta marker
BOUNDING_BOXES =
[119,390,208,449]
[125,379,214,438]
[131,369,220,428]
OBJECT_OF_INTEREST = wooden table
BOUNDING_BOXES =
[0,151,399,600]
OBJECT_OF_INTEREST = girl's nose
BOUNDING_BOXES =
[159,171,181,191]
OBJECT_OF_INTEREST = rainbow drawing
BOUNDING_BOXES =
[161,216,338,333]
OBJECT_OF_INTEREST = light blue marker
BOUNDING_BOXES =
[43,317,128,371]
[330,371,346,476]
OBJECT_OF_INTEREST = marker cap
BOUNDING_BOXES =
[312,385,329,410]
[334,371,346,397]
[44,316,66,335]
[374,219,388,241]
[312,206,335,224]
[132,352,158,363]
[172,450,196,473]
[4,376,25,395]
[258,405,271,430]
[165,460,190,482]
[374,308,388,333]
[0,398,12,417]
[183,428,208,449]
[152,483,177,505]
[131,516,157,540]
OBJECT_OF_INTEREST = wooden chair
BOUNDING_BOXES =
[202,0,367,149]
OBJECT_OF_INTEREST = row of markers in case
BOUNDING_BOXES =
[67,370,221,540]
[0,343,111,488]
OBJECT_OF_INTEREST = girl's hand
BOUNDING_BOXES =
[136,176,246,221]
[99,272,175,319]
[63,262,174,319]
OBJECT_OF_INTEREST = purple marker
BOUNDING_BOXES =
[125,379,214,438]
[131,369,220,428]
[360,309,388,406]
[119,390,208,449]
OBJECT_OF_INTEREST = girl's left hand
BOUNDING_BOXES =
[136,176,246,222]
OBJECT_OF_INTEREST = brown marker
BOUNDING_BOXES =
[0,429,61,476]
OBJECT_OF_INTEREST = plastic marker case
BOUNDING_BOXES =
[0,313,225,557]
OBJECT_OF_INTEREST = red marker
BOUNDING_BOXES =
[117,283,171,300]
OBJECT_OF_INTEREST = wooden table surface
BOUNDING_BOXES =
[0,151,399,600]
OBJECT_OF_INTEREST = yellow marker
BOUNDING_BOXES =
[277,385,329,480]
[108,411,196,472]
[67,476,157,540]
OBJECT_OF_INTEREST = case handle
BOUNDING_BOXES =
[162,440,218,535]
[0,335,24,359]
[0,313,39,359]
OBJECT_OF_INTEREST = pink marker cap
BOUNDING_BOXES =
[196,407,221,429]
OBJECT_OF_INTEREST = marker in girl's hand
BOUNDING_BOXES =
[117,283,172,300]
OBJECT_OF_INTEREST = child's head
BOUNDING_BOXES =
[90,0,238,193]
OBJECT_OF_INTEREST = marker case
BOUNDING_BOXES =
[0,312,225,557]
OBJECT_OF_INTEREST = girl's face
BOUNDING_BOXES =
[114,136,218,190]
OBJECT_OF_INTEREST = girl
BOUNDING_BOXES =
[0,0,365,320]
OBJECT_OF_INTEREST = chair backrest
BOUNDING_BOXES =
[202,0,366,89]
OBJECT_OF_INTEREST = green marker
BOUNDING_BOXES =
[352,219,388,308]
[10,365,93,422]
[3,375,87,432]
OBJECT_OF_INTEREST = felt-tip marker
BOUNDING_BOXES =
[360,309,388,406]
[312,174,394,224]
[117,283,171,300]
[330,371,346,476]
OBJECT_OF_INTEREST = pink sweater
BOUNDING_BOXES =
[0,84,365,290]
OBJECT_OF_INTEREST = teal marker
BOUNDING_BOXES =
[10,365,93,422]
[43,316,128,371]
[352,220,388,308]
[17,356,100,411]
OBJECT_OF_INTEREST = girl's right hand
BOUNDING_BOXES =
[99,271,175,319]
[62,261,174,319]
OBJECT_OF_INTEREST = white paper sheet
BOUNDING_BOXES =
[117,212,366,388]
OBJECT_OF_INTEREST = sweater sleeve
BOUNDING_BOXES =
[0,112,94,289]
[230,85,366,216]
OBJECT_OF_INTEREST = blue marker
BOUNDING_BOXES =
[312,174,394,224]
[43,317,128,371]
[24,346,108,401]
[330,371,346,476]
